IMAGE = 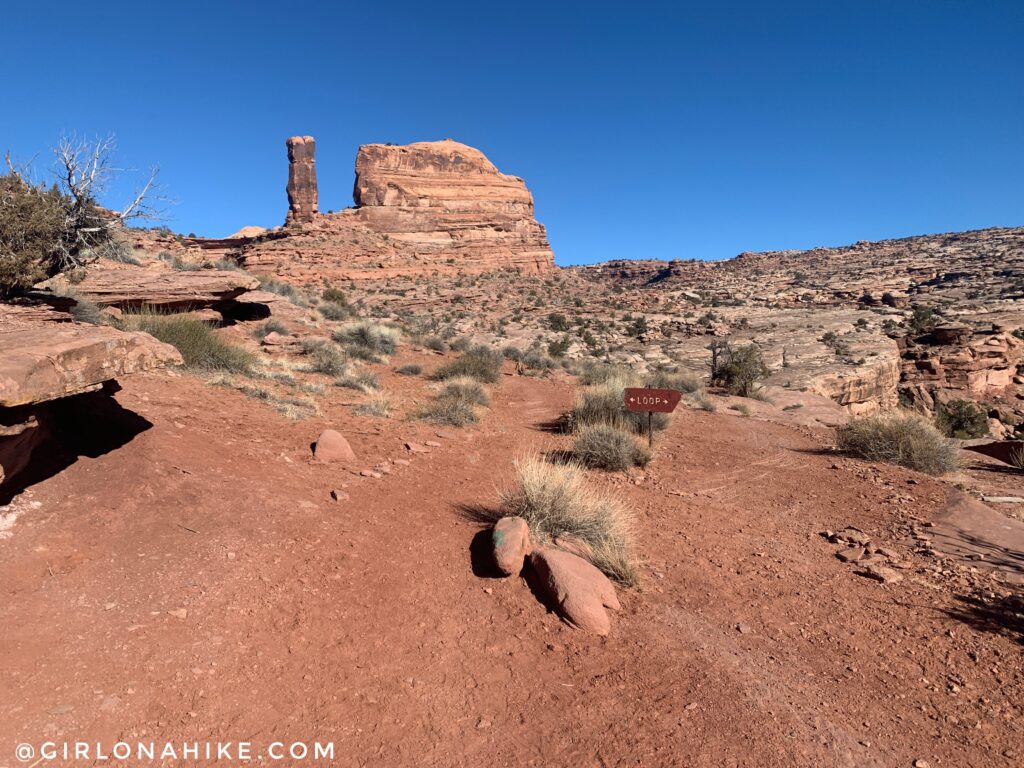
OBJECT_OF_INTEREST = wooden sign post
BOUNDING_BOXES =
[623,387,682,448]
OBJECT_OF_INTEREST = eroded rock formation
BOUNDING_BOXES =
[285,136,318,225]
[241,138,555,279]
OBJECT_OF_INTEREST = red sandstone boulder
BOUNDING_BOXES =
[492,516,531,576]
[313,429,356,463]
[529,547,620,636]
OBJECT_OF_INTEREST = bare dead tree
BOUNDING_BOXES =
[50,135,164,270]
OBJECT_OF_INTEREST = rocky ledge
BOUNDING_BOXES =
[0,305,181,490]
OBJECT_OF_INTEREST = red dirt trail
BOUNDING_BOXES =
[1,370,1021,768]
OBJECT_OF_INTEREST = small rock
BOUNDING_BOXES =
[529,547,620,635]
[832,527,872,546]
[424,440,441,447]
[836,546,866,563]
[736,623,753,634]
[314,429,356,463]
[492,516,531,576]
[392,459,410,466]
[359,469,382,478]
[167,608,188,620]
[856,563,903,584]
[913,760,930,768]
[330,489,349,502]
[404,442,429,453]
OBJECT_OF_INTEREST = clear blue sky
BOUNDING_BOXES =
[3,1,1021,265]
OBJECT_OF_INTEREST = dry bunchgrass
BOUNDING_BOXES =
[499,456,637,585]
[333,320,400,361]
[438,377,490,406]
[121,310,253,373]
[432,345,503,383]
[355,392,392,418]
[573,424,651,471]
[572,381,669,435]
[1008,444,1024,472]
[836,412,960,475]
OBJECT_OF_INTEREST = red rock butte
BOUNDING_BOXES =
[235,138,555,281]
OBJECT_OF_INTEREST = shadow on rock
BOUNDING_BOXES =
[944,592,1024,645]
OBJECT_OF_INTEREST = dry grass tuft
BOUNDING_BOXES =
[121,310,253,373]
[432,345,503,383]
[836,411,960,475]
[499,456,637,585]
[573,424,651,471]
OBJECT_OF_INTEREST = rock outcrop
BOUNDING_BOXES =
[239,138,555,280]
[285,136,318,225]
[35,266,259,310]
[0,305,181,490]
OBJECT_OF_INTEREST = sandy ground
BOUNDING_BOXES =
[1,365,1021,768]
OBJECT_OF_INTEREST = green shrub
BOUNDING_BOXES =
[573,424,651,471]
[498,457,637,585]
[432,345,502,383]
[709,341,769,397]
[322,287,347,304]
[333,320,400,361]
[0,172,72,295]
[935,399,989,439]
[395,363,423,376]
[836,412,960,475]
[122,311,253,373]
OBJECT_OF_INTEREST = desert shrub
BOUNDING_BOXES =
[498,457,637,585]
[97,240,141,265]
[709,341,769,397]
[251,319,288,339]
[423,335,448,352]
[318,301,350,321]
[335,369,379,392]
[395,363,423,376]
[257,275,308,305]
[355,392,391,418]
[449,336,473,352]
[547,336,571,358]
[578,361,632,386]
[645,369,702,393]
[935,399,989,439]
[210,257,245,271]
[522,350,556,371]
[121,311,253,373]
[836,412,960,475]
[157,251,202,271]
[0,172,71,295]
[439,377,490,406]
[573,382,669,435]
[432,345,502,383]
[573,424,651,471]
[502,345,524,361]
[414,391,480,426]
[333,320,400,361]
[321,287,347,305]
[302,341,348,376]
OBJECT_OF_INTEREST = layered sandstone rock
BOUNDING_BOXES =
[285,136,318,225]
[35,266,259,310]
[0,305,181,489]
[240,138,555,280]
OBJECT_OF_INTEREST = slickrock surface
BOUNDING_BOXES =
[241,139,555,279]
[35,265,259,309]
[285,136,318,225]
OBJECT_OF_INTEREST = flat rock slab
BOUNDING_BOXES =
[930,490,1024,584]
[964,440,1023,467]
[0,317,182,408]
[36,266,259,309]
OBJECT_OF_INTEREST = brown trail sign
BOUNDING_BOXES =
[623,388,682,447]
